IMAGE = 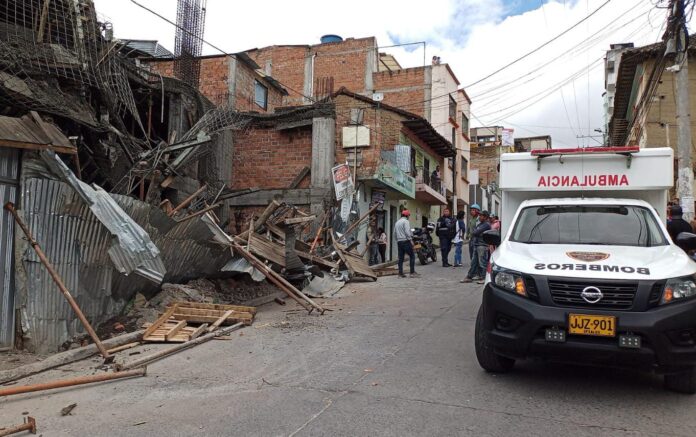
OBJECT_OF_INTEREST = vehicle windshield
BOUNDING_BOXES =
[510,205,667,247]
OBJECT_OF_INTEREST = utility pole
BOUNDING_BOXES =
[672,0,694,220]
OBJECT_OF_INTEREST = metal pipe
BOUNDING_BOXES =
[4,203,112,362]
[0,369,145,397]
[0,417,36,436]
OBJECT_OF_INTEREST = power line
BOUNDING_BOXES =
[463,0,614,88]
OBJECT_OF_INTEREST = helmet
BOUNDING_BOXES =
[471,203,481,210]
[401,209,410,217]
[426,222,436,231]
[671,205,683,217]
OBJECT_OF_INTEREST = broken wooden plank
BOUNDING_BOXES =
[143,305,178,339]
[282,215,316,225]
[106,342,140,355]
[171,313,253,326]
[165,320,188,341]
[207,310,233,332]
[189,324,209,340]
[168,301,257,315]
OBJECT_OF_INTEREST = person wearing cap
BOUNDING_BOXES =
[466,204,481,261]
[394,209,420,278]
[667,205,693,242]
[461,210,491,284]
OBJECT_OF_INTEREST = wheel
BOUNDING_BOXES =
[430,248,437,262]
[418,252,428,265]
[664,368,696,394]
[475,304,515,373]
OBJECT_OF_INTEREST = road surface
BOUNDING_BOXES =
[1,262,695,436]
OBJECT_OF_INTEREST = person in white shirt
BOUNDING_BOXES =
[453,210,466,267]
[393,209,420,278]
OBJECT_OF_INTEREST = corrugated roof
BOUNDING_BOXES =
[122,40,174,59]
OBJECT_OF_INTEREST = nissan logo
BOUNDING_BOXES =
[581,286,603,304]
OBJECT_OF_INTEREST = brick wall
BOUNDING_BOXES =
[231,126,313,190]
[145,56,283,110]
[334,93,415,179]
[248,46,308,105]
[247,37,377,105]
[373,67,427,118]
[469,144,501,186]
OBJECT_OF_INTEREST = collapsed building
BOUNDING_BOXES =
[0,0,279,353]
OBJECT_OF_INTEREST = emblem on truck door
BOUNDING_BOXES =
[581,286,603,304]
[566,251,610,262]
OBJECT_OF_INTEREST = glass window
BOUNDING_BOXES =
[461,157,468,180]
[511,205,667,247]
[461,114,469,136]
[254,80,268,110]
[449,94,457,120]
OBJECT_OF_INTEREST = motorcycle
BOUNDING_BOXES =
[412,223,437,265]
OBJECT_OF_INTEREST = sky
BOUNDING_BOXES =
[92,0,677,148]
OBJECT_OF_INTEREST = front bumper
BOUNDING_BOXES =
[482,283,696,372]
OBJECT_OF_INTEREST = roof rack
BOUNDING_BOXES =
[531,146,640,170]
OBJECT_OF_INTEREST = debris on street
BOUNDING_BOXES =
[0,416,36,436]
[0,368,146,398]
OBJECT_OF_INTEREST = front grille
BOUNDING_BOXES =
[524,276,539,301]
[548,279,638,310]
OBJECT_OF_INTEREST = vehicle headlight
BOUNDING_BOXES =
[492,265,527,297]
[660,276,696,305]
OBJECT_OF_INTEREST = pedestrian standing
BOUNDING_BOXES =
[453,211,466,267]
[394,210,419,278]
[466,204,481,261]
[461,210,491,284]
[667,205,693,242]
[436,208,456,267]
[377,227,388,264]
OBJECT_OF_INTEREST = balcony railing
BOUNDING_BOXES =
[415,170,445,196]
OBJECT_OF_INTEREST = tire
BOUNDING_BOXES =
[664,368,696,394]
[475,304,515,373]
[431,248,437,262]
[418,251,428,265]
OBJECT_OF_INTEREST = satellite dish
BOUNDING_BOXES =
[372,92,384,102]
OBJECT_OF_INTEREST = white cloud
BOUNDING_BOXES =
[94,0,675,148]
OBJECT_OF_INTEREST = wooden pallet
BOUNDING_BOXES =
[142,320,208,343]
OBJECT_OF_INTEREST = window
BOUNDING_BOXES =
[461,114,469,136]
[510,205,667,247]
[461,157,468,180]
[451,127,456,147]
[449,94,457,120]
[254,80,268,110]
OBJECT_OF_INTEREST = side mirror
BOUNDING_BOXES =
[482,230,501,246]
[675,232,696,252]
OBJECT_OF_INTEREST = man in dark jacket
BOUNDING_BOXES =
[436,208,455,267]
[667,205,693,242]
[461,210,491,283]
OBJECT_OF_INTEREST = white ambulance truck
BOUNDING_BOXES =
[474,146,696,393]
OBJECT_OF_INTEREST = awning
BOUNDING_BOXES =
[402,119,455,158]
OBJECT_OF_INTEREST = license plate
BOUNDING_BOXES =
[568,314,616,337]
[413,244,422,250]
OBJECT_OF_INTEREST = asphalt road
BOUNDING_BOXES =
[1,261,696,436]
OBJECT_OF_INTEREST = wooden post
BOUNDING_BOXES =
[168,184,207,217]
[340,203,380,240]
[4,203,112,361]
[309,214,329,254]
[0,368,146,397]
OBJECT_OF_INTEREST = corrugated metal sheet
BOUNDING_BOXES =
[0,147,18,349]
[40,151,165,283]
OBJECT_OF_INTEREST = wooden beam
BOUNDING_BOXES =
[0,139,76,155]
[288,166,310,189]
[165,320,187,341]
[207,310,233,332]
[189,324,209,340]
[282,215,316,225]
[106,342,140,355]
[143,305,178,339]
[169,184,207,217]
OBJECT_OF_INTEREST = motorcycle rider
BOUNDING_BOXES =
[436,208,456,267]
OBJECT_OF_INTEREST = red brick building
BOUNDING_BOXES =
[146,52,288,110]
